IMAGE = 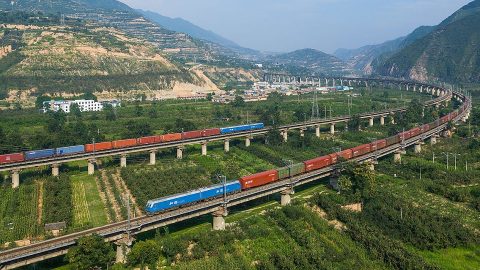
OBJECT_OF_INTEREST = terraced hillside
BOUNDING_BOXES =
[0,23,219,106]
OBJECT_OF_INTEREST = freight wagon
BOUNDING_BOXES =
[25,149,55,160]
[239,170,278,189]
[138,136,161,145]
[182,130,203,140]
[202,128,221,137]
[277,163,305,179]
[371,140,387,151]
[351,144,371,157]
[163,133,182,142]
[56,145,85,156]
[85,142,113,152]
[113,139,138,149]
[409,127,421,137]
[0,153,24,164]
[304,156,331,172]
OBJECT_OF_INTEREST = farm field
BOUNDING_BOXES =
[71,174,108,229]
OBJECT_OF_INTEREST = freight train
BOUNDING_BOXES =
[145,106,466,215]
[0,123,265,164]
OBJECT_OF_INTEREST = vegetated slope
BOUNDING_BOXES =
[1,0,253,65]
[335,26,435,75]
[375,13,480,83]
[270,48,357,76]
[0,22,216,101]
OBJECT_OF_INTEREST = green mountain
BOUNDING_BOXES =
[375,0,480,83]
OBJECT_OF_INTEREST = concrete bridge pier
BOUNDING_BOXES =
[87,159,96,175]
[369,117,374,127]
[177,147,184,159]
[315,126,320,137]
[201,142,208,156]
[390,116,395,125]
[394,150,405,163]
[245,136,251,147]
[300,128,305,137]
[282,130,288,142]
[280,187,294,206]
[149,150,156,165]
[330,124,335,135]
[380,116,385,126]
[11,169,20,189]
[52,164,60,177]
[212,207,228,231]
[430,136,437,145]
[120,154,127,168]
[414,142,423,154]
[115,235,134,264]
[224,139,230,152]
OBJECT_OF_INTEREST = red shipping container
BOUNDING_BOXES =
[304,156,331,172]
[182,130,203,140]
[335,149,353,161]
[399,131,411,141]
[0,153,24,164]
[410,127,421,137]
[163,133,182,142]
[421,124,430,133]
[352,144,371,157]
[139,136,159,145]
[329,153,338,164]
[85,142,113,152]
[202,128,221,137]
[113,138,138,149]
[239,170,279,190]
[371,139,387,151]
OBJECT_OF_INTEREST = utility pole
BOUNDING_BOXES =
[451,153,460,170]
[441,152,449,170]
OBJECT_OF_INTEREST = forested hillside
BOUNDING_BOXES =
[375,13,480,83]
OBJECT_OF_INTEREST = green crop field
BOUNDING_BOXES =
[71,174,108,229]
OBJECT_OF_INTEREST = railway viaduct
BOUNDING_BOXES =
[1,77,454,188]
[0,78,471,269]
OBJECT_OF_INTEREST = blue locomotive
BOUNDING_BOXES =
[220,123,265,134]
[145,181,241,214]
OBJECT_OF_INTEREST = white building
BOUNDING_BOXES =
[43,99,104,113]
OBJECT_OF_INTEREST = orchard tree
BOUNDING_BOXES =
[66,234,115,270]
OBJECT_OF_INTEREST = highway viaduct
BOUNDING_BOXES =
[0,79,471,269]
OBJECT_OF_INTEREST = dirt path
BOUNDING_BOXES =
[37,181,44,225]
[94,176,112,223]
[100,170,123,222]
[113,169,143,217]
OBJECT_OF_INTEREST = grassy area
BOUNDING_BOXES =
[418,246,480,270]
[70,174,108,229]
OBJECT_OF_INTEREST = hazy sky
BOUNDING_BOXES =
[119,0,472,53]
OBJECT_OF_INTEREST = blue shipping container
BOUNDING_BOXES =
[56,145,85,156]
[145,190,202,214]
[25,149,55,160]
[200,181,241,199]
[220,123,264,134]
